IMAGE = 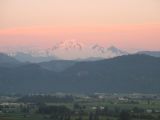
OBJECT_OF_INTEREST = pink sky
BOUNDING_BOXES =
[0,0,160,52]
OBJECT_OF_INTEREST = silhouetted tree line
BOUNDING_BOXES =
[17,95,74,103]
[38,105,71,120]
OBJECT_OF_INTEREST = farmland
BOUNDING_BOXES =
[0,93,160,120]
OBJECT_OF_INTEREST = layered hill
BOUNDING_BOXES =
[0,53,160,94]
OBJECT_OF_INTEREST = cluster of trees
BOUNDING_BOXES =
[1,99,159,120]
[38,105,71,120]
[37,104,132,120]
[1,102,159,120]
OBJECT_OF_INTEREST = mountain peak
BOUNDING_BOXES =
[52,39,84,51]
[90,45,128,58]
[92,44,105,53]
[108,45,118,50]
[107,46,127,55]
[107,46,120,52]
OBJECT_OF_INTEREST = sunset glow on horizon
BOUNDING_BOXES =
[0,0,160,52]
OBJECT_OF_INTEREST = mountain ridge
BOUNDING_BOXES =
[0,54,160,94]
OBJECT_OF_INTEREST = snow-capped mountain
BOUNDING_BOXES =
[91,44,128,58]
[3,40,128,61]
[92,44,105,53]
[52,39,83,51]
[51,40,86,60]
[107,46,127,55]
[50,40,128,60]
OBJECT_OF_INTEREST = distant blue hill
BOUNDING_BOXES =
[0,53,160,94]
[14,52,58,63]
[138,51,160,57]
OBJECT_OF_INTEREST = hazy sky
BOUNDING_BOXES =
[0,0,160,51]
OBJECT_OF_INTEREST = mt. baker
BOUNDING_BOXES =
[50,39,127,60]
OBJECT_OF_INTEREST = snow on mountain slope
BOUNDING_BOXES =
[91,44,128,58]
[2,40,128,61]
[50,40,127,60]
[51,40,87,59]
[52,39,83,51]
